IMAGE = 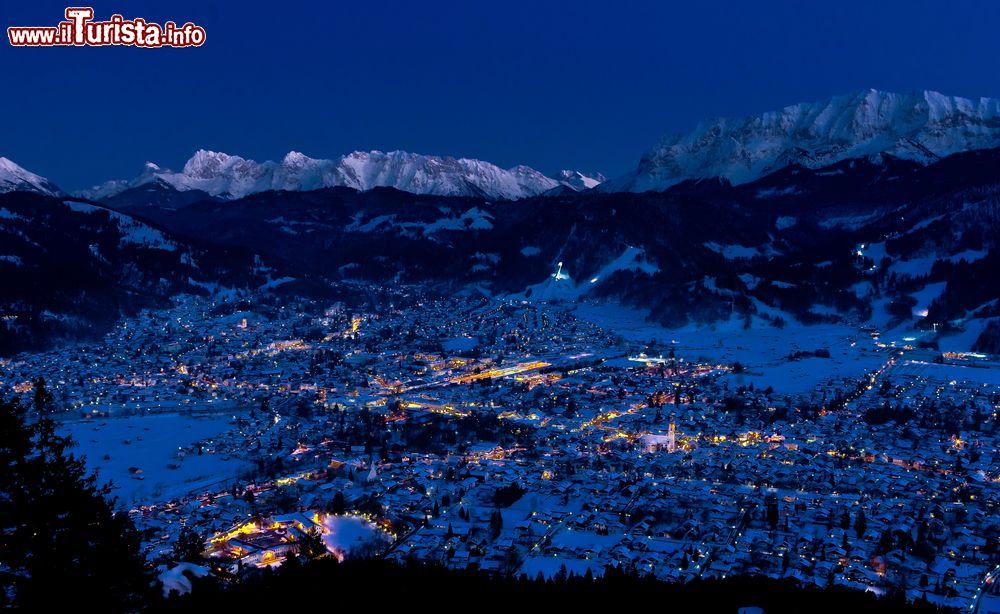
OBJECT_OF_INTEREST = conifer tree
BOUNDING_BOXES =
[173,525,207,563]
[0,397,153,609]
[297,526,328,560]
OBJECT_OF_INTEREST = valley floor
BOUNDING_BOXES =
[1,291,996,610]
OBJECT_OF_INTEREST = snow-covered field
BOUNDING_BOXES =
[575,302,888,394]
[322,515,390,559]
[61,413,249,506]
[890,358,1000,386]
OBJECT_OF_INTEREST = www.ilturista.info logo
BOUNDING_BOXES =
[7,7,206,47]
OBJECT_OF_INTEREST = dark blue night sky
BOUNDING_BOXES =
[3,0,1000,190]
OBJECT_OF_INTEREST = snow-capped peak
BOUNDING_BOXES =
[552,169,606,191]
[0,157,62,196]
[281,151,310,166]
[77,149,577,201]
[611,89,1000,192]
[181,149,235,177]
[178,149,273,196]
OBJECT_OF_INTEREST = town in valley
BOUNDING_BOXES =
[4,280,998,610]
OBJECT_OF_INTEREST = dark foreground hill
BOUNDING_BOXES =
[157,557,952,613]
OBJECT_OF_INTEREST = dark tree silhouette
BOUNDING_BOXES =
[32,376,54,415]
[0,397,153,609]
[173,525,207,563]
[298,526,328,560]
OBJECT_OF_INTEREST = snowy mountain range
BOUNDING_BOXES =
[76,150,606,201]
[0,157,62,196]
[551,169,607,191]
[609,89,1000,192]
[9,122,1000,352]
[10,89,1000,203]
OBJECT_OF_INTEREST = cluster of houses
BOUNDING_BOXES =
[3,291,1000,610]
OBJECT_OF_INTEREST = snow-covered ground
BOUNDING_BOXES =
[574,301,888,394]
[61,413,249,506]
[510,248,657,302]
[322,515,390,559]
[889,358,1000,386]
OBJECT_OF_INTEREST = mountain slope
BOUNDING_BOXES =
[78,150,601,202]
[101,178,221,212]
[8,143,1000,354]
[611,89,1000,192]
[130,144,1000,353]
[0,157,62,196]
[552,169,607,191]
[0,193,284,355]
